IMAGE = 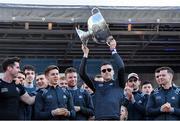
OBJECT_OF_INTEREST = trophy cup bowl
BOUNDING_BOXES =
[75,7,111,45]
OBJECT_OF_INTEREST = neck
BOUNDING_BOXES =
[49,83,58,88]
[68,86,77,90]
[162,82,172,89]
[2,72,14,83]
[104,78,112,82]
[24,83,34,88]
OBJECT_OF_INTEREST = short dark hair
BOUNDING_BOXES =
[59,76,66,80]
[22,65,35,72]
[18,71,26,78]
[155,66,174,75]
[65,67,77,76]
[44,65,59,76]
[2,57,20,72]
[141,81,152,87]
[100,61,112,68]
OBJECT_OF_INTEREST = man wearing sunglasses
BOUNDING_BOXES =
[79,36,125,120]
[122,73,146,120]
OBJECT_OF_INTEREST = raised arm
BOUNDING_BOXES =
[107,36,125,88]
[79,45,96,92]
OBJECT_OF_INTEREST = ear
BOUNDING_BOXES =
[45,74,49,81]
[170,73,173,81]
[7,66,12,71]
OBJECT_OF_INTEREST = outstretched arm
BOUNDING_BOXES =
[107,36,125,88]
[79,45,96,92]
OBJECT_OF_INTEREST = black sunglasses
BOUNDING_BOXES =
[101,68,112,73]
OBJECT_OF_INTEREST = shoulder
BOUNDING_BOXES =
[173,86,180,94]
[63,88,72,97]
[0,79,5,85]
[151,87,161,95]
[79,88,86,93]
[139,92,146,97]
[76,88,88,94]
[38,88,48,96]
[78,88,90,97]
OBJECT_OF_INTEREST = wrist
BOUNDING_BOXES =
[83,54,88,58]
[51,110,55,116]
[67,111,70,117]
[110,48,117,54]
[170,107,174,112]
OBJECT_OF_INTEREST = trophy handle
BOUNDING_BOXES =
[75,27,89,46]
[91,7,100,15]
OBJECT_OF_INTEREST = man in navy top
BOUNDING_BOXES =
[123,73,146,120]
[79,36,125,120]
[147,67,180,120]
[34,65,75,120]
[65,67,94,120]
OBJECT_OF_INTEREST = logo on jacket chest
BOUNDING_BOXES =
[155,96,161,100]
[138,100,142,104]
[171,96,175,100]
[1,87,8,93]
[78,95,83,99]
[63,95,67,99]
[46,95,53,99]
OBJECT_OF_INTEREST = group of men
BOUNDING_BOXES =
[0,36,180,120]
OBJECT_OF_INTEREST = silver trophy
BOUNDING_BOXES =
[76,8,111,45]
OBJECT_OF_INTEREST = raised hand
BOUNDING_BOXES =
[81,44,89,58]
[106,36,116,50]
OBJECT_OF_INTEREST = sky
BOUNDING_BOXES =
[0,0,180,6]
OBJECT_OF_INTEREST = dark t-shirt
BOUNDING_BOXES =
[0,79,26,120]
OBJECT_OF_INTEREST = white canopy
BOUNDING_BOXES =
[0,0,180,6]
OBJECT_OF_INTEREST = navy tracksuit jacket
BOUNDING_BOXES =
[146,86,180,120]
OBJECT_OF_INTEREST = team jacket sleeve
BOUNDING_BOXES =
[79,93,94,117]
[133,98,146,115]
[79,57,96,92]
[146,93,162,116]
[66,93,76,119]
[16,84,26,96]
[112,53,125,88]
[34,92,53,119]
[171,93,180,116]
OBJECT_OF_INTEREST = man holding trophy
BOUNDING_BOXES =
[77,8,125,119]
[79,36,125,119]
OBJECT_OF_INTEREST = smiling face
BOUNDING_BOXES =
[59,79,68,88]
[14,72,26,85]
[155,70,173,86]
[24,70,35,84]
[66,72,77,88]
[36,74,48,89]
